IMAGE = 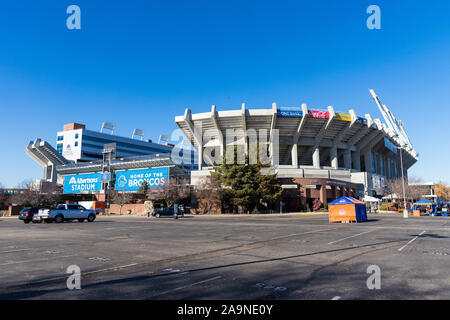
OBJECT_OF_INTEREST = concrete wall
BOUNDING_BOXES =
[109,203,145,215]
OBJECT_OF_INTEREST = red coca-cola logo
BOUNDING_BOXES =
[308,110,329,119]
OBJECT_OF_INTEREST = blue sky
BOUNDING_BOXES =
[0,0,449,187]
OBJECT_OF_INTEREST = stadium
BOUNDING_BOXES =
[24,90,418,212]
[175,90,418,211]
[25,122,193,202]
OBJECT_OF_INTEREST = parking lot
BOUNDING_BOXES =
[0,213,449,300]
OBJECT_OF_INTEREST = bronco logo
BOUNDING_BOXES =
[117,175,127,188]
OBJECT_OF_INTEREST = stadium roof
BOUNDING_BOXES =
[175,103,418,169]
[56,153,189,176]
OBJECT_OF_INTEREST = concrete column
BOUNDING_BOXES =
[291,144,298,168]
[320,184,327,204]
[364,150,372,173]
[198,146,203,170]
[352,150,361,171]
[343,149,351,169]
[330,146,338,169]
[312,147,320,168]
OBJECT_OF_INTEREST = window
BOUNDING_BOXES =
[57,136,63,141]
[56,143,63,154]
[75,133,79,139]
[387,160,391,178]
[371,152,376,173]
[75,141,78,147]
[68,205,79,210]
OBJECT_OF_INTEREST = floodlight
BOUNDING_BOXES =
[101,122,115,134]
[132,129,145,140]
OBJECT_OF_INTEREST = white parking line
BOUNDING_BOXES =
[0,248,32,254]
[398,230,426,252]
[328,230,376,245]
[83,263,139,275]
[159,275,222,295]
[0,254,80,266]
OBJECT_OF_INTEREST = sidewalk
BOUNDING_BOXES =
[100,212,329,218]
[1,212,329,220]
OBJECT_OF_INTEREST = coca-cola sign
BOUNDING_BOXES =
[308,110,329,119]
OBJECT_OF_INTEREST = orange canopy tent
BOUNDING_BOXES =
[328,196,367,223]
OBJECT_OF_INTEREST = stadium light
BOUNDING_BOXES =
[158,134,169,145]
[101,122,115,134]
[132,129,145,140]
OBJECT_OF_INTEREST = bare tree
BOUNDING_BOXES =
[434,181,450,201]
[10,180,62,208]
[0,182,11,209]
[386,177,424,202]
[146,178,190,208]
[111,191,134,215]
[192,176,222,214]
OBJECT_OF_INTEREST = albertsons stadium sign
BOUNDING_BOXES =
[115,167,168,192]
[63,173,103,194]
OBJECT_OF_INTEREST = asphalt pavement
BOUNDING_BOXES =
[0,213,449,299]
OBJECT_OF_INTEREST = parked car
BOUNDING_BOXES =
[18,207,41,224]
[33,204,96,223]
[152,207,183,218]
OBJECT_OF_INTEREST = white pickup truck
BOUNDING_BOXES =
[33,204,97,223]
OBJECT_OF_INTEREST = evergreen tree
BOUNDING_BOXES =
[138,180,149,194]
[213,144,282,213]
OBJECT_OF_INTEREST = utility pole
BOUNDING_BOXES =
[102,143,116,211]
[399,147,408,218]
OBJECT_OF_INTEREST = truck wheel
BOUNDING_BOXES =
[55,215,64,223]
[87,214,95,222]
[78,219,84,222]
[24,220,30,224]
[156,213,160,218]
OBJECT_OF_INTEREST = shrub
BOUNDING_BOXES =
[312,199,322,211]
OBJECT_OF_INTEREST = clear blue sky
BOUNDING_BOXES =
[0,0,449,187]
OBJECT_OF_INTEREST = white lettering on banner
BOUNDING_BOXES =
[68,177,99,185]
[71,183,96,192]
[127,177,166,187]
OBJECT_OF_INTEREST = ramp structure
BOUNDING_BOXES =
[25,138,71,184]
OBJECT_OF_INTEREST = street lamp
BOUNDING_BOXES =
[398,146,408,218]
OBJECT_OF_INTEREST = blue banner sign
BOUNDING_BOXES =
[115,167,169,192]
[277,107,303,117]
[384,137,398,154]
[64,173,103,194]
[356,117,367,125]
[100,172,111,182]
